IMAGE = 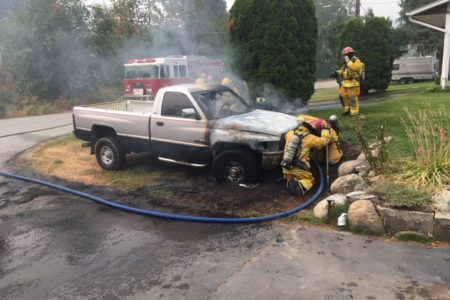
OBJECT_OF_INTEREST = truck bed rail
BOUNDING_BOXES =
[82,96,154,114]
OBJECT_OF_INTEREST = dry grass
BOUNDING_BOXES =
[16,135,169,191]
[400,106,450,190]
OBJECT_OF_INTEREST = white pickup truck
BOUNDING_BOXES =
[73,84,297,183]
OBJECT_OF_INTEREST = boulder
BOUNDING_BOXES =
[348,200,385,234]
[345,191,378,202]
[433,212,450,243]
[376,206,434,235]
[313,194,347,220]
[357,150,378,160]
[330,174,365,194]
[327,193,347,206]
[338,159,372,177]
[313,200,329,220]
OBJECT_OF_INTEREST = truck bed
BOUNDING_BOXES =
[73,98,154,140]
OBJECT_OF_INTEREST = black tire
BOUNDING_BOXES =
[399,78,406,85]
[94,136,126,171]
[212,150,260,183]
[407,78,414,84]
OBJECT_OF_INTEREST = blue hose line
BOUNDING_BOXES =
[0,160,325,223]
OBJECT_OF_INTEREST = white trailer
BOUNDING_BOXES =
[391,56,439,84]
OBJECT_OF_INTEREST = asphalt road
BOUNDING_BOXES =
[0,113,449,300]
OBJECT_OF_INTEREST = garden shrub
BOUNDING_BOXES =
[369,181,432,209]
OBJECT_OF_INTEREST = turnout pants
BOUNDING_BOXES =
[339,86,360,116]
[282,168,314,193]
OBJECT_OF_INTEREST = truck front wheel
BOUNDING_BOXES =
[94,136,126,170]
[213,150,259,183]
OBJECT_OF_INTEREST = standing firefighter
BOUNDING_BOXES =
[336,47,364,116]
[281,115,342,196]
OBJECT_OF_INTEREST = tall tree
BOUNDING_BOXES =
[314,0,353,78]
[152,0,228,57]
[339,13,394,93]
[228,0,317,106]
[1,0,94,99]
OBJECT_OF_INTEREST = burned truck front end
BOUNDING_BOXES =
[209,109,297,170]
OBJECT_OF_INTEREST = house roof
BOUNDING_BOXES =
[407,0,449,29]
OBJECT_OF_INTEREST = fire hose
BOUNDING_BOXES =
[0,160,324,223]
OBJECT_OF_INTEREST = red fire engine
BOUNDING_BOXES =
[123,55,223,98]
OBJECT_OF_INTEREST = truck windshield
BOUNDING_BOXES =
[124,65,160,79]
[192,88,252,119]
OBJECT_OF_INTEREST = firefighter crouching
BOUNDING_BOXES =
[281,115,343,196]
[336,47,364,117]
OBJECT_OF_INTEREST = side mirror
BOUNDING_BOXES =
[181,108,198,119]
[256,97,267,104]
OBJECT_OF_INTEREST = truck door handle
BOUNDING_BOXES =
[156,121,164,126]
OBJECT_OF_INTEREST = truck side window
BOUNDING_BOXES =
[393,64,400,71]
[161,92,197,118]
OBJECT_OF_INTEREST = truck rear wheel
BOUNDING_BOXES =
[212,150,259,183]
[94,136,126,171]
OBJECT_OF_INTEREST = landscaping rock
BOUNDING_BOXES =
[313,200,329,220]
[357,136,393,161]
[313,194,348,220]
[369,136,393,150]
[367,170,377,178]
[345,191,378,203]
[433,212,450,243]
[348,200,385,234]
[357,150,378,160]
[376,206,434,235]
[327,193,347,206]
[338,159,371,177]
[330,174,365,194]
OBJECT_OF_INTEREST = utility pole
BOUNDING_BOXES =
[356,0,361,18]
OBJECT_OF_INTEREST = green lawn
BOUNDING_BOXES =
[310,87,339,103]
[310,82,434,103]
[311,85,449,158]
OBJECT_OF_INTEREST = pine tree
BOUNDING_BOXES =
[339,14,394,94]
[228,0,318,106]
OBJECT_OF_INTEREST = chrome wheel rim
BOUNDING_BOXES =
[100,146,114,165]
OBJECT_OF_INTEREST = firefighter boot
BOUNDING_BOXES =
[287,179,306,196]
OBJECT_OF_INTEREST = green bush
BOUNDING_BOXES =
[369,181,432,209]
[338,15,394,94]
[228,0,317,105]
